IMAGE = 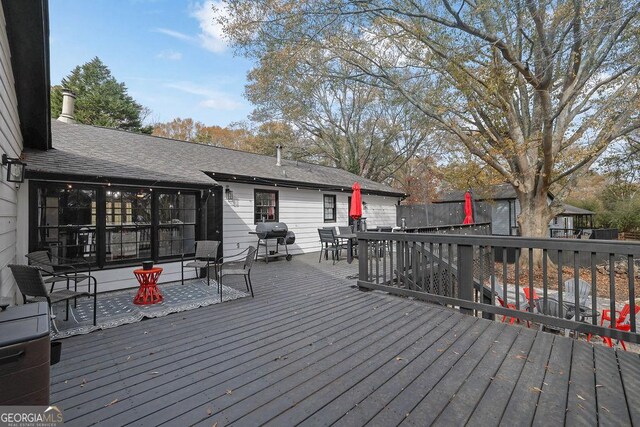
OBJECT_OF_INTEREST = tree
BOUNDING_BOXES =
[220,0,640,251]
[246,46,438,182]
[394,155,442,204]
[51,57,152,133]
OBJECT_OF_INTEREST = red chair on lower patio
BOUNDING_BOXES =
[595,304,640,351]
[496,294,519,325]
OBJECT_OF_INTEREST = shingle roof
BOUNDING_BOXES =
[561,203,595,215]
[24,121,404,195]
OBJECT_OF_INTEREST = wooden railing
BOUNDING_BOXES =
[357,232,640,344]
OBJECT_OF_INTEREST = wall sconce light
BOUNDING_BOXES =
[225,185,234,201]
[2,154,26,183]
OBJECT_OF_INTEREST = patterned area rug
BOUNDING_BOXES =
[51,279,248,339]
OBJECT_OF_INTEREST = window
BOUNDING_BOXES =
[35,185,97,262]
[254,190,278,223]
[31,182,202,267]
[323,194,336,222]
[158,192,197,257]
[105,189,152,262]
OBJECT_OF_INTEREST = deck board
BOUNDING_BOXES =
[398,323,508,427]
[618,350,640,425]
[531,336,572,426]
[465,327,538,426]
[593,345,631,425]
[49,253,640,426]
[566,341,598,425]
[126,300,439,427]
[499,331,554,426]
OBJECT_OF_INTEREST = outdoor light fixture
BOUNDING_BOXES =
[2,154,25,183]
[225,185,234,201]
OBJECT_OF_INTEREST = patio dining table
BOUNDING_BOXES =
[336,233,357,264]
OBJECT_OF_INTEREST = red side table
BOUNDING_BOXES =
[133,267,163,305]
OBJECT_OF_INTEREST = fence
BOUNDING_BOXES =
[397,202,492,228]
[403,222,492,235]
[357,232,640,344]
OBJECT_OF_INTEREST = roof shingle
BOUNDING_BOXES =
[24,121,404,195]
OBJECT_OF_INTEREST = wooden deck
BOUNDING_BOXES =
[51,253,640,426]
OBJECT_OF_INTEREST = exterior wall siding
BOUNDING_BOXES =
[221,182,400,257]
[0,6,22,300]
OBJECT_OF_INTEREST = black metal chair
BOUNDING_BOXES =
[181,240,221,286]
[9,264,91,333]
[26,250,97,295]
[318,228,343,264]
[219,246,257,300]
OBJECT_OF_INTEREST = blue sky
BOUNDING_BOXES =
[49,0,253,127]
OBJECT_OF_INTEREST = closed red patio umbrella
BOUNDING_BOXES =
[350,182,362,220]
[463,190,474,224]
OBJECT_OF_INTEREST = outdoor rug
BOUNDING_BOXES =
[51,279,248,339]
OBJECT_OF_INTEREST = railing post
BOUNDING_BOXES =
[358,237,370,291]
[457,243,474,315]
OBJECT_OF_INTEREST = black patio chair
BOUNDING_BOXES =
[181,240,221,287]
[318,228,343,264]
[26,250,97,295]
[219,246,257,300]
[9,264,91,333]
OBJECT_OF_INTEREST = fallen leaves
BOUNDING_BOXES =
[531,387,543,393]
[105,398,118,407]
[80,378,87,388]
[577,394,586,401]
[226,389,233,395]
[207,408,213,416]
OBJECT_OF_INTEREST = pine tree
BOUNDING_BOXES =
[51,57,152,133]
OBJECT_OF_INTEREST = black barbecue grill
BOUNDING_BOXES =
[250,222,294,263]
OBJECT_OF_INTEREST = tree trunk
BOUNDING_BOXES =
[516,190,554,269]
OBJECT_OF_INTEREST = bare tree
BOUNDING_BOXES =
[220,0,640,257]
[246,47,437,182]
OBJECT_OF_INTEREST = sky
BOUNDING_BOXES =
[49,0,253,127]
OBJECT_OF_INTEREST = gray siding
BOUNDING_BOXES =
[0,5,22,300]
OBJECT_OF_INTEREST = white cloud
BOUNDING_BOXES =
[190,1,229,53]
[165,81,243,111]
[199,98,243,110]
[154,28,194,42]
[156,50,183,61]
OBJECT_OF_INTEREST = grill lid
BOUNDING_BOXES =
[255,222,288,238]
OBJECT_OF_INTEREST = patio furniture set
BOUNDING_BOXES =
[8,241,257,333]
[317,225,396,265]
[497,278,636,349]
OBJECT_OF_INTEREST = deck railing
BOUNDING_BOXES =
[357,232,640,344]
